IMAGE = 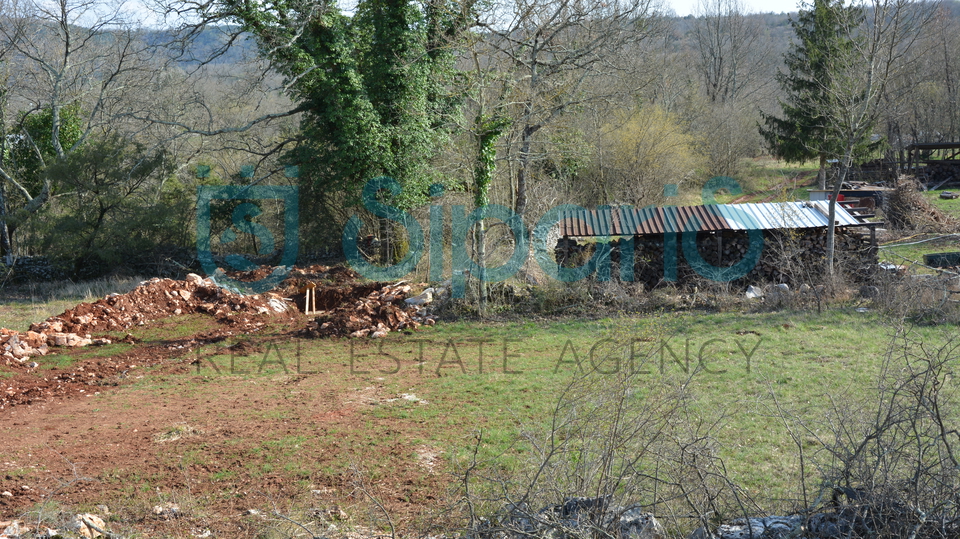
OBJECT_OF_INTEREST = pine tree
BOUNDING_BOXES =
[759,0,872,189]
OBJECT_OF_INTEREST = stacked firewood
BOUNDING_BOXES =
[918,162,960,189]
[556,228,876,288]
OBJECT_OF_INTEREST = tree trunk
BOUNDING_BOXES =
[826,146,854,275]
[515,125,537,216]
[0,184,10,263]
[474,220,487,318]
[0,83,9,263]
[818,153,827,190]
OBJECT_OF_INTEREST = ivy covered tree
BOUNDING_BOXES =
[220,0,475,225]
[759,0,871,190]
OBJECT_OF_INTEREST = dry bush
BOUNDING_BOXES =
[872,271,960,324]
[458,321,761,539]
[803,325,960,538]
[885,176,960,233]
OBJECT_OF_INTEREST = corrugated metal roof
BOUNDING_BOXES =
[558,201,865,237]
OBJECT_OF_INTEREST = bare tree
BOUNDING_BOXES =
[476,0,665,216]
[0,0,160,255]
[691,0,773,104]
[823,0,937,274]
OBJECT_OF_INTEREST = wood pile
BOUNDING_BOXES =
[918,162,960,189]
[557,228,877,289]
[845,159,899,183]
[750,228,874,283]
[887,177,960,231]
[298,282,428,339]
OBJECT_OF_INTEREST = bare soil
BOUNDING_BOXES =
[0,266,450,538]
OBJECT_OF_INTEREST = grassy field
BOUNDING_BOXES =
[3,160,960,536]
[0,275,145,332]
[880,233,960,272]
[731,157,821,203]
[3,293,950,537]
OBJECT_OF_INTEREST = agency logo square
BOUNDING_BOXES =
[196,185,299,293]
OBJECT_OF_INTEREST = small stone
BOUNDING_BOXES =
[153,502,180,519]
[1,490,12,497]
[37,526,60,538]
[71,513,106,538]
[3,520,29,536]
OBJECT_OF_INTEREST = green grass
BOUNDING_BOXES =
[0,276,146,332]
[879,234,960,272]
[6,286,958,534]
[922,189,960,221]
[37,353,77,369]
[0,298,84,332]
[732,157,821,203]
[241,310,944,503]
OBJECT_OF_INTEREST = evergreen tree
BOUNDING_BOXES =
[759,0,873,189]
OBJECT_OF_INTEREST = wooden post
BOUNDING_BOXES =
[300,282,318,314]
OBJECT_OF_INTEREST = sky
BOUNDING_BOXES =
[665,0,803,16]
[120,0,806,29]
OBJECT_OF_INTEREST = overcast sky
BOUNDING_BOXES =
[665,0,802,16]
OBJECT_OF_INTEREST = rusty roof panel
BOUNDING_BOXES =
[559,202,864,237]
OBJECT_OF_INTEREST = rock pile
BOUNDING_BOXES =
[299,282,430,339]
[691,516,803,539]
[473,496,665,539]
[0,256,64,282]
[1,274,292,363]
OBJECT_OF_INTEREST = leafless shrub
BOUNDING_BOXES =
[873,271,960,325]
[778,325,960,538]
[459,322,758,539]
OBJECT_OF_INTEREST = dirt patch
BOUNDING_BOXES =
[0,264,449,537]
[1,266,436,409]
